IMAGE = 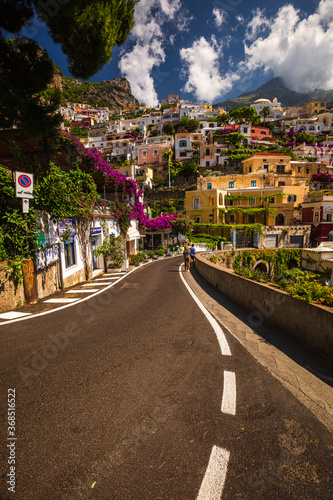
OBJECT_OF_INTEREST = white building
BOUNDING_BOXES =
[251,98,283,120]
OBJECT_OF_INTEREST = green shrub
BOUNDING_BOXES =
[147,250,155,259]
[129,254,141,266]
[155,249,165,257]
[137,252,146,262]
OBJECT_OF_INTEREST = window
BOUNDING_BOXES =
[229,213,235,223]
[326,214,332,222]
[270,197,276,204]
[193,197,200,209]
[219,193,223,205]
[142,150,147,157]
[179,140,187,147]
[249,197,255,206]
[277,165,285,174]
[180,151,187,157]
[64,241,75,268]
[243,127,248,133]
[248,214,255,224]
[209,197,214,206]
[193,216,201,223]
[306,168,310,174]
[153,149,158,156]
[263,164,269,172]
[206,148,210,156]
[298,167,301,173]
[216,149,221,153]
[278,181,285,186]
[251,180,256,187]
[249,166,253,173]
[288,195,297,202]
[206,161,210,167]
[229,181,234,188]
[207,183,212,189]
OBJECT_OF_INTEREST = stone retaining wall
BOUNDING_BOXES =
[195,253,333,360]
[0,262,25,312]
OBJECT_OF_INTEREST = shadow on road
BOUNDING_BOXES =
[189,268,333,389]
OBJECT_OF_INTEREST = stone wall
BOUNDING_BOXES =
[36,261,62,299]
[196,253,333,360]
[63,267,86,289]
[0,262,25,312]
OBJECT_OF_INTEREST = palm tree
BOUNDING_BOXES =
[260,106,270,126]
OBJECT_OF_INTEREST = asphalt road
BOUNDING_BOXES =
[0,256,332,500]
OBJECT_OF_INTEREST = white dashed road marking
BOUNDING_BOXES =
[221,371,236,416]
[196,446,230,500]
[65,289,100,293]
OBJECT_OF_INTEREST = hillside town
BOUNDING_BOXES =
[1,3,333,498]
[1,90,333,310]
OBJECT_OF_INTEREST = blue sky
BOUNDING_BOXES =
[21,0,333,106]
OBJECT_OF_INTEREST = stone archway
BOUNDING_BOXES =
[275,213,285,225]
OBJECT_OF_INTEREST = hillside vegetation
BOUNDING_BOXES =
[51,67,139,110]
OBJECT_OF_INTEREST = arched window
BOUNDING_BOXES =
[275,213,285,225]
[219,193,223,205]
[206,148,210,156]
[179,140,187,147]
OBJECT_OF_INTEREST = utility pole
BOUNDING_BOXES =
[168,154,171,188]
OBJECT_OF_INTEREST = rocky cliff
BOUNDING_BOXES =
[52,67,139,111]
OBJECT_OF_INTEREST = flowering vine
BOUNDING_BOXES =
[57,132,193,234]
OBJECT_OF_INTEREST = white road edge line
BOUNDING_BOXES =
[178,264,231,356]
[221,371,236,416]
[197,446,230,500]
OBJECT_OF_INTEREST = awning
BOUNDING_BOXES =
[126,226,143,241]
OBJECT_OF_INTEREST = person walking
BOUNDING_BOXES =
[183,244,191,272]
[190,243,196,267]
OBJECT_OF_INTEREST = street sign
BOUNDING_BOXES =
[15,171,34,199]
[22,198,29,213]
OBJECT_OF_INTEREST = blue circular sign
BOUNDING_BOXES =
[18,175,32,188]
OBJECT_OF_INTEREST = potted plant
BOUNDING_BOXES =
[93,236,126,272]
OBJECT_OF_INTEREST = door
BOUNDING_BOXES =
[265,234,278,248]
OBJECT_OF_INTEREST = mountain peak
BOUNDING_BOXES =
[214,77,333,110]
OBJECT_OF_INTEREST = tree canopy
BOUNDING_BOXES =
[0,0,139,137]
[0,0,139,79]
[228,106,261,126]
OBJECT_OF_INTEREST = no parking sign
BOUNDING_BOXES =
[15,172,34,199]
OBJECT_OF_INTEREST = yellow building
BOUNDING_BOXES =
[241,153,292,174]
[185,189,227,224]
[203,103,213,111]
[186,182,308,226]
[304,100,326,116]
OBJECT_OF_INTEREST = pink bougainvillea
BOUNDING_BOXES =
[58,133,191,233]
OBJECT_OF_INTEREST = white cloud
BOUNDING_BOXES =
[213,8,227,28]
[180,36,239,102]
[119,0,187,107]
[242,0,333,91]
